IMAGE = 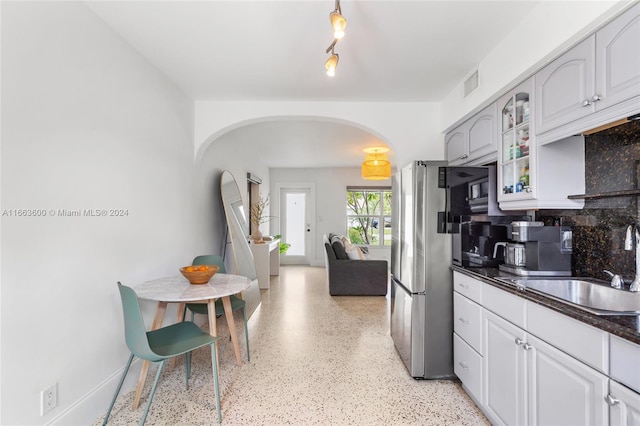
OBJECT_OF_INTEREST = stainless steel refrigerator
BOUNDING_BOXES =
[390,161,455,379]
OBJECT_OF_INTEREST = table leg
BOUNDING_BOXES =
[207,299,219,371]
[132,301,167,411]
[221,296,243,366]
[176,302,186,322]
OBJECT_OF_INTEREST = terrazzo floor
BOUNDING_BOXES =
[95,265,489,425]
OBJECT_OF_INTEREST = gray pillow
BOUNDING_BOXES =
[331,235,348,259]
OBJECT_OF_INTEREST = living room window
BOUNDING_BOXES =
[346,187,392,247]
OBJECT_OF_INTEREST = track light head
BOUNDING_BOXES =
[325,53,339,77]
[330,11,347,39]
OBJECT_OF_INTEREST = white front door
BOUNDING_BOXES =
[279,186,313,265]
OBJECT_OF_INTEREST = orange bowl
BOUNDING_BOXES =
[180,265,219,285]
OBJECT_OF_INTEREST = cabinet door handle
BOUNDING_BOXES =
[515,338,524,346]
[458,283,469,289]
[458,154,469,160]
[458,317,469,324]
[605,394,619,406]
[581,99,591,107]
[523,343,533,351]
[458,361,470,370]
[591,94,602,103]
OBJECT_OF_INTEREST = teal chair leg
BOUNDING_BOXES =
[184,353,190,390]
[211,343,222,423]
[103,353,135,425]
[140,360,165,426]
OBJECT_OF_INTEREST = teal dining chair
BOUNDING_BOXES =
[103,283,222,425]
[184,254,250,361]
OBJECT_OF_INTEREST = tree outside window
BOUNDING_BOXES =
[346,188,392,246]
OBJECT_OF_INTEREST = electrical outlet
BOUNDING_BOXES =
[40,383,57,416]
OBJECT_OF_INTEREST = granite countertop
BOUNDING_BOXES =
[452,265,640,346]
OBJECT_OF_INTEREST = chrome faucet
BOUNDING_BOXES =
[604,270,624,289]
[624,224,640,292]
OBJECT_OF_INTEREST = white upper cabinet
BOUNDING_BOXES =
[446,103,498,166]
[498,79,534,205]
[498,78,585,211]
[535,36,596,135]
[468,103,498,163]
[536,3,640,144]
[445,128,467,165]
[595,2,640,111]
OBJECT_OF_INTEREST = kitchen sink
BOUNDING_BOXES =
[497,277,640,316]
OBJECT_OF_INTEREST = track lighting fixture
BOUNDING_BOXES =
[324,0,345,77]
[325,40,339,77]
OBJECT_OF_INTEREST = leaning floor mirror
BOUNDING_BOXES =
[220,170,261,318]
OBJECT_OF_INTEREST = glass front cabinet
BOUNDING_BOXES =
[497,77,585,211]
[498,78,535,205]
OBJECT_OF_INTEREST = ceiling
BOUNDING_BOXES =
[86,0,541,167]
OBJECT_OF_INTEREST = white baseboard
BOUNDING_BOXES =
[49,358,143,426]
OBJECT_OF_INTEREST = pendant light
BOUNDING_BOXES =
[362,147,391,180]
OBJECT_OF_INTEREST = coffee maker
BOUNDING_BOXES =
[498,221,573,276]
[453,221,509,267]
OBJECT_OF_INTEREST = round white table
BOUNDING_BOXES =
[130,273,251,410]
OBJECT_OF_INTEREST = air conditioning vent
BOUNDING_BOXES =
[464,70,479,97]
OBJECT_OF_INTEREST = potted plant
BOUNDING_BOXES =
[274,234,291,254]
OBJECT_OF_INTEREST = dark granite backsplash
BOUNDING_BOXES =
[537,120,640,282]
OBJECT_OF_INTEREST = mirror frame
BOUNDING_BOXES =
[220,170,257,280]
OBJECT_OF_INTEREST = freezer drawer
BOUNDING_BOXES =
[390,279,425,377]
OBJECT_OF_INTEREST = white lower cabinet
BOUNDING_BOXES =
[608,380,640,426]
[453,272,639,426]
[482,310,607,426]
[610,335,640,394]
[453,333,483,403]
[453,279,484,404]
[483,310,527,426]
[454,292,483,351]
[527,334,608,426]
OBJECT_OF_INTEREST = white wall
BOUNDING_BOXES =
[440,0,629,131]
[269,167,392,267]
[194,102,443,170]
[0,3,204,424]
[194,128,272,267]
